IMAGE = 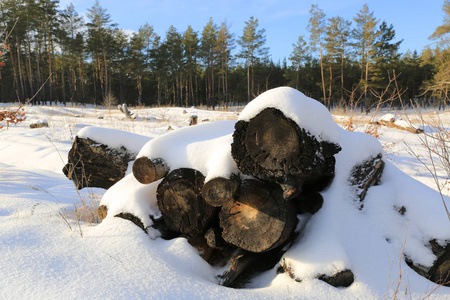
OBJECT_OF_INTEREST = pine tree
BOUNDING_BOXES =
[86,0,116,103]
[289,35,308,90]
[129,23,158,106]
[353,3,379,111]
[371,21,402,92]
[217,21,234,106]
[182,25,199,106]
[308,5,327,106]
[324,16,351,106]
[237,16,269,102]
[59,3,85,104]
[164,25,184,106]
[200,18,218,107]
[428,0,450,107]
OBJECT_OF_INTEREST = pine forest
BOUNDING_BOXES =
[1,0,450,111]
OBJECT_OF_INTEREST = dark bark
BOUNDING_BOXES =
[218,249,258,288]
[295,189,324,215]
[63,136,136,189]
[405,239,450,287]
[318,269,354,287]
[115,212,146,233]
[349,154,385,202]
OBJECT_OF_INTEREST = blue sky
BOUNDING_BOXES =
[59,0,445,63]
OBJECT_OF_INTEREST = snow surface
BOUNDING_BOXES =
[78,126,151,155]
[1,89,450,299]
[137,120,238,182]
[239,87,340,143]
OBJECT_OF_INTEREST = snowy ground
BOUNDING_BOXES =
[1,95,449,299]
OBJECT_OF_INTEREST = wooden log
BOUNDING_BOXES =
[156,168,218,236]
[295,189,324,215]
[118,103,134,119]
[188,234,236,267]
[318,269,354,287]
[219,179,297,253]
[405,239,450,287]
[231,107,341,190]
[349,154,385,203]
[218,249,258,288]
[63,136,135,189]
[150,216,180,240]
[205,227,227,249]
[98,205,108,222]
[201,175,240,207]
[189,115,198,126]
[115,212,147,233]
[132,157,169,184]
[377,119,423,134]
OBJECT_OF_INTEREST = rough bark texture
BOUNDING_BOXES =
[406,239,450,287]
[281,259,354,287]
[349,154,385,202]
[318,269,355,287]
[205,227,227,249]
[219,179,297,253]
[218,249,258,288]
[202,175,240,207]
[231,108,341,192]
[115,212,146,233]
[133,157,169,184]
[156,168,218,236]
[63,136,135,189]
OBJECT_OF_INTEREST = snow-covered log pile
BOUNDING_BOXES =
[91,87,448,289]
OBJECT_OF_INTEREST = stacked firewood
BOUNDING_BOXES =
[65,88,449,288]
[131,106,343,286]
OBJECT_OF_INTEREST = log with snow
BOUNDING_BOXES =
[97,87,449,289]
[63,126,150,189]
[376,113,424,134]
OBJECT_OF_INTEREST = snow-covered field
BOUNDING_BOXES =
[1,90,449,299]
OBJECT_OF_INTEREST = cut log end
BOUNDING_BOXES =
[220,179,297,253]
[202,176,240,207]
[156,168,217,236]
[133,157,168,184]
[231,107,341,185]
[98,205,108,222]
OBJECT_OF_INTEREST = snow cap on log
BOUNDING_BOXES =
[238,86,340,144]
[77,126,151,155]
[136,120,238,181]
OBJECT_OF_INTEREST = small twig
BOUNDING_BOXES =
[27,72,52,104]
[1,17,19,43]
[393,221,409,300]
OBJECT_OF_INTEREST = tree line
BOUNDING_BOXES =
[0,0,449,110]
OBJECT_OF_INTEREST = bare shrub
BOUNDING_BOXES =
[403,105,450,221]
[103,92,118,110]
[0,107,26,129]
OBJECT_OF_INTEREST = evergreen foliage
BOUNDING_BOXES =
[0,1,445,109]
